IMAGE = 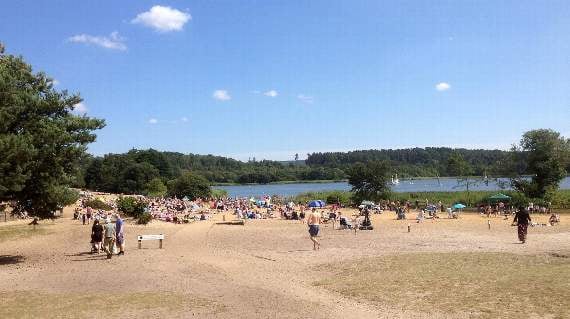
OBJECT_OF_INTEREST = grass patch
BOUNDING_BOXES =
[314,252,570,319]
[0,291,224,318]
[0,224,53,243]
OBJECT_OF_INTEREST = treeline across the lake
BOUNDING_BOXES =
[306,147,525,177]
[77,149,346,194]
[78,146,545,196]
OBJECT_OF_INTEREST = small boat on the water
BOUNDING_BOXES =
[391,174,400,185]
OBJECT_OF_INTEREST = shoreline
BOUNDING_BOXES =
[212,175,557,187]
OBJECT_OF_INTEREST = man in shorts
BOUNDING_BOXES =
[103,219,116,259]
[307,208,321,250]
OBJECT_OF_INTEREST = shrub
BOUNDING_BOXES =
[116,196,147,218]
[137,212,152,225]
[325,191,353,206]
[211,188,228,199]
[167,172,211,200]
[292,191,353,206]
[145,178,167,198]
[84,198,112,210]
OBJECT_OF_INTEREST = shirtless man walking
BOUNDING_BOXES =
[307,208,321,250]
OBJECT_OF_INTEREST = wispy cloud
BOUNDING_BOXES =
[181,117,189,122]
[68,31,127,51]
[435,82,451,91]
[148,118,158,124]
[132,5,191,32]
[213,90,231,101]
[72,102,88,115]
[297,94,314,104]
[264,90,278,97]
[52,79,60,86]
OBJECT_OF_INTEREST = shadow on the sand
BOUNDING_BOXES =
[70,253,110,262]
[0,255,25,265]
[65,252,94,257]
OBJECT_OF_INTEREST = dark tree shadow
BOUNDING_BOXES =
[0,255,25,265]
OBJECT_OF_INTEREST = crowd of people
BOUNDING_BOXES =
[146,197,207,223]
[72,190,563,254]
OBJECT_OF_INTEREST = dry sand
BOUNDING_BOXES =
[0,207,568,318]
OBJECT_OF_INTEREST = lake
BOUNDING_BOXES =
[215,177,570,198]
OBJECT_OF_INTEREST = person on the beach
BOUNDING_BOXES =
[549,213,560,226]
[115,213,125,256]
[86,206,92,224]
[91,219,103,254]
[513,206,531,243]
[103,219,116,259]
[307,208,321,250]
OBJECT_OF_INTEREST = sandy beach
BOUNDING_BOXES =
[1,206,568,319]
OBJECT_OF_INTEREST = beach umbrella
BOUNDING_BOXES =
[488,193,511,202]
[361,200,375,206]
[452,203,466,209]
[308,200,325,208]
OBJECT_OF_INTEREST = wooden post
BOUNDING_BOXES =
[159,237,163,249]
[138,239,142,249]
[488,220,491,230]
[408,224,411,233]
[223,214,226,222]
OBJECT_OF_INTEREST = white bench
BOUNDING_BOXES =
[137,234,164,249]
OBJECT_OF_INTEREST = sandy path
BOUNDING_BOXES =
[1,207,568,318]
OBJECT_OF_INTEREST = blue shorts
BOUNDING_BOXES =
[308,225,319,237]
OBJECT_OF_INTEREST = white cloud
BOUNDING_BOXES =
[148,118,158,124]
[435,82,451,91]
[52,79,60,86]
[181,117,189,122]
[132,5,191,32]
[264,90,278,97]
[72,102,88,115]
[68,31,127,51]
[213,90,231,101]
[297,94,314,104]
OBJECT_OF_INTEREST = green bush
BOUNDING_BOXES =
[84,198,113,210]
[551,190,570,209]
[145,178,167,198]
[116,196,147,218]
[137,212,152,224]
[167,172,211,200]
[211,188,228,199]
[291,191,354,206]
[325,191,353,206]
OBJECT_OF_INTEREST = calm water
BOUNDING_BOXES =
[215,177,570,198]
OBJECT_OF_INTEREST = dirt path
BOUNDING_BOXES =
[1,208,568,318]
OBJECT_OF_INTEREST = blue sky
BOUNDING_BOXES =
[1,1,569,160]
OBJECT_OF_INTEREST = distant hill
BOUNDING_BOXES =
[278,160,307,166]
[306,148,511,177]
